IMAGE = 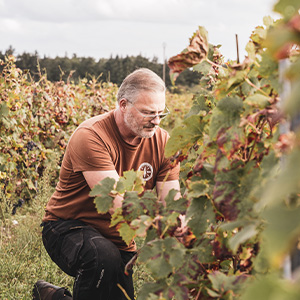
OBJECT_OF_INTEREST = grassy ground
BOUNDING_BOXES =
[0,167,74,300]
[0,166,151,299]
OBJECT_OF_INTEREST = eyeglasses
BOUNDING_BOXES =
[127,100,170,121]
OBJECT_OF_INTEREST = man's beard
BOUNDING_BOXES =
[124,110,157,139]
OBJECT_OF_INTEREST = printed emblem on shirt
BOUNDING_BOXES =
[138,162,153,181]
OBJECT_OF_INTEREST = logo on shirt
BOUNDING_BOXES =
[138,162,153,181]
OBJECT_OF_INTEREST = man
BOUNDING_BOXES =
[33,68,180,300]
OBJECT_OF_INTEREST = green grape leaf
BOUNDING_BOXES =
[258,52,278,77]
[213,161,259,221]
[193,60,212,76]
[208,271,249,295]
[131,215,153,237]
[187,180,210,198]
[245,94,270,108]
[139,238,185,280]
[262,203,300,267]
[283,82,300,118]
[259,148,300,208]
[187,196,215,238]
[163,283,189,300]
[251,25,268,44]
[122,191,144,221]
[118,222,136,246]
[274,0,300,18]
[146,254,172,280]
[227,69,248,91]
[140,190,159,217]
[109,207,123,227]
[165,237,186,269]
[193,94,214,112]
[89,177,116,197]
[90,177,116,214]
[138,281,167,300]
[209,96,243,139]
[165,114,205,156]
[242,274,300,300]
[228,224,258,253]
[206,288,221,297]
[116,169,145,194]
[165,190,188,214]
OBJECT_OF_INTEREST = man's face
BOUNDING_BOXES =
[124,91,166,139]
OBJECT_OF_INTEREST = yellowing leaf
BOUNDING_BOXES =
[118,222,136,246]
[168,26,209,81]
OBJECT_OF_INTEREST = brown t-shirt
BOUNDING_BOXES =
[43,110,180,251]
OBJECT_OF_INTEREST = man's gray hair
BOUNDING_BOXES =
[117,68,166,104]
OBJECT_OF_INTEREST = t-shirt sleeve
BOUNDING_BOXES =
[68,127,116,172]
[156,156,180,182]
[156,129,180,182]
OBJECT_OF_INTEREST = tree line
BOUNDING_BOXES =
[0,46,201,88]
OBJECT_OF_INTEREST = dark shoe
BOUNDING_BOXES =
[32,280,72,300]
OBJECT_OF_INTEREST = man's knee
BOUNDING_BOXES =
[75,234,122,294]
[81,232,122,273]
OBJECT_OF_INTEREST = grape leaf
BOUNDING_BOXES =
[187,196,215,238]
[122,191,144,221]
[118,222,136,246]
[208,271,249,295]
[138,281,167,300]
[259,148,300,208]
[168,26,209,81]
[274,0,300,18]
[130,215,153,237]
[139,238,186,280]
[242,274,300,300]
[209,96,243,139]
[91,177,116,214]
[283,82,300,118]
[116,169,145,194]
[140,190,160,218]
[165,189,188,214]
[228,224,258,253]
[262,203,300,267]
[193,60,212,76]
[165,114,205,156]
[245,94,270,108]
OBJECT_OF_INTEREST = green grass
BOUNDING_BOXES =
[0,168,73,300]
[0,166,152,299]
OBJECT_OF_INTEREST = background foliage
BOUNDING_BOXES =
[0,55,192,212]
[0,56,117,207]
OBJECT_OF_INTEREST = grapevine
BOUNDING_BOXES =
[92,0,300,299]
[0,57,118,207]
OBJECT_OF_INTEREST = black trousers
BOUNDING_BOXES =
[42,219,135,300]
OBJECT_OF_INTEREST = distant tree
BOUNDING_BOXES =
[5,45,15,56]
[0,46,202,88]
[16,51,39,78]
[76,57,97,79]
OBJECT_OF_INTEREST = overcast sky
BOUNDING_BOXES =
[0,0,279,63]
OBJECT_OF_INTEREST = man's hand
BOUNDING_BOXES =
[156,180,181,205]
[174,216,196,248]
